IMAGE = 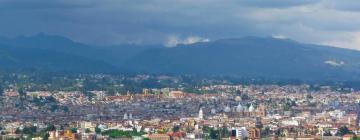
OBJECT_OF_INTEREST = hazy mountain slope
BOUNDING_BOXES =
[124,37,360,80]
[0,33,154,68]
[0,44,116,73]
[1,34,360,81]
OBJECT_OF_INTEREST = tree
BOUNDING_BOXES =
[70,128,77,133]
[42,133,50,140]
[275,129,282,137]
[0,86,4,96]
[22,126,37,134]
[50,105,58,112]
[5,138,20,140]
[101,129,145,138]
[241,94,250,100]
[220,126,229,138]
[18,88,26,97]
[336,126,351,136]
[62,106,69,112]
[95,127,101,134]
[235,90,242,96]
[83,90,95,101]
[172,126,180,132]
[351,134,360,140]
[323,130,332,136]
[306,94,313,99]
[44,124,56,131]
[208,128,219,139]
[15,128,21,134]
[85,128,91,133]
[106,88,116,96]
[262,126,271,137]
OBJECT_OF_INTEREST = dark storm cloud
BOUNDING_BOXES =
[322,0,360,12]
[0,0,96,10]
[0,0,360,49]
[235,0,320,8]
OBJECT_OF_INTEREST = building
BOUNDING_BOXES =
[231,127,248,139]
[230,104,267,118]
[147,134,171,140]
[198,108,204,120]
[247,128,261,140]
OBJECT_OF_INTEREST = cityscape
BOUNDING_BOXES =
[1,0,360,140]
[0,74,359,140]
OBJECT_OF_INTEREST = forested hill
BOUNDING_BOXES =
[1,34,360,81]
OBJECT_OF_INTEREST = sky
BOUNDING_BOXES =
[1,0,360,49]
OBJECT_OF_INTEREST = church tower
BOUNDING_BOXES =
[257,104,267,117]
[198,108,204,120]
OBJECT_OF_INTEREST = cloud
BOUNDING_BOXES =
[0,0,360,50]
[322,32,360,50]
[236,0,321,8]
[272,34,288,39]
[165,35,210,47]
[0,0,96,10]
[320,0,360,12]
[324,60,345,67]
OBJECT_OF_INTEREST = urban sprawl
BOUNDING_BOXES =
[0,82,359,140]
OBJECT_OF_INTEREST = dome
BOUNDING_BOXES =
[123,113,128,120]
[211,108,216,114]
[129,113,133,119]
[235,96,241,101]
[236,103,244,112]
[249,104,255,112]
[224,105,231,113]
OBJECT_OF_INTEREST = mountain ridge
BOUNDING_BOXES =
[1,34,360,81]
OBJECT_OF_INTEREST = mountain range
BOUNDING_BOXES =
[1,33,360,81]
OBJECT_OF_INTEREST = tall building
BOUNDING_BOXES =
[257,104,267,117]
[123,113,128,120]
[143,88,149,95]
[255,117,263,129]
[129,113,133,120]
[247,128,261,140]
[356,103,360,127]
[198,108,204,120]
[231,127,248,139]
[236,103,244,112]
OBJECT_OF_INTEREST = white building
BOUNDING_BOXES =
[198,108,204,120]
[232,127,248,139]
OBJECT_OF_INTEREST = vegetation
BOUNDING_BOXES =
[101,129,146,138]
[172,125,180,132]
[70,128,77,133]
[85,128,91,133]
[283,98,297,111]
[13,125,53,140]
[336,126,351,136]
[95,127,101,134]
[6,138,20,140]
[0,72,360,99]
[351,135,360,140]
[208,128,220,139]
[323,130,332,136]
[0,86,3,96]
[202,126,229,139]
[44,125,56,131]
